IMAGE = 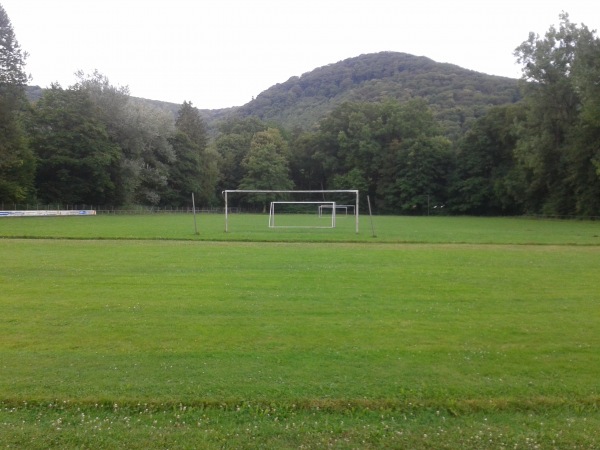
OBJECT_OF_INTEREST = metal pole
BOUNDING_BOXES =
[192,193,198,235]
[224,191,229,232]
[355,190,359,234]
[332,202,336,228]
[367,195,376,238]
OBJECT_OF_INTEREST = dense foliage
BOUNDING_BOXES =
[1,6,599,216]
[236,52,522,138]
[0,4,34,203]
[513,15,600,216]
[24,72,219,207]
[28,85,121,204]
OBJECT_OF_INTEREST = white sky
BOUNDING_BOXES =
[2,0,599,110]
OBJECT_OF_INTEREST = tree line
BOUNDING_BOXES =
[1,7,599,216]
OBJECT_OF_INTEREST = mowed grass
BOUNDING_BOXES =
[0,212,599,244]
[1,215,599,448]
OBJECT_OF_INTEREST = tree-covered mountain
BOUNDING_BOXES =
[25,52,521,140]
[235,52,522,139]
[25,88,235,137]
[129,97,236,133]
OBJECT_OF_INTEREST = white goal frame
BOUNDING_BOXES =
[222,189,359,233]
[269,201,336,228]
[318,204,355,217]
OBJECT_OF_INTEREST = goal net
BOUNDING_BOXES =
[222,190,359,233]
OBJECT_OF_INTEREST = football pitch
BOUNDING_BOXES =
[1,214,599,448]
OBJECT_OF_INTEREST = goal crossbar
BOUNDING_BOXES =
[222,189,359,233]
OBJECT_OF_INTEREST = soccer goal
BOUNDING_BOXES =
[269,201,336,228]
[222,189,359,233]
[317,204,355,218]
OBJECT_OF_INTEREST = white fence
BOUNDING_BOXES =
[0,210,96,217]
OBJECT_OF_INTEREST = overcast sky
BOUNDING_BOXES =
[3,0,599,109]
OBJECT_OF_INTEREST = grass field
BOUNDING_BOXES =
[1,212,599,244]
[1,214,599,448]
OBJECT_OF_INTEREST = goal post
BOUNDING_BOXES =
[222,189,359,233]
[269,201,336,228]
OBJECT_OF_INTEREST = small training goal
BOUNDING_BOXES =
[269,201,337,228]
[222,190,359,233]
[318,203,355,218]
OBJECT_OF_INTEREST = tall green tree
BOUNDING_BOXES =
[72,70,130,149]
[289,131,329,190]
[375,100,453,214]
[449,104,526,215]
[311,99,452,213]
[72,71,131,204]
[514,13,600,215]
[213,116,268,193]
[0,5,27,87]
[0,4,35,203]
[378,135,453,214]
[566,23,600,215]
[175,101,207,147]
[73,71,180,206]
[29,85,120,204]
[165,101,218,206]
[119,101,175,205]
[239,127,293,210]
[314,102,384,194]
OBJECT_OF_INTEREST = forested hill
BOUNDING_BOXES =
[26,52,521,138]
[24,86,235,130]
[235,51,522,137]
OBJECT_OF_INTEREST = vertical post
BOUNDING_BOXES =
[355,190,359,234]
[367,195,376,238]
[331,202,337,228]
[224,190,229,233]
[192,193,198,235]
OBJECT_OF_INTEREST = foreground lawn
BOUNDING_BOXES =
[2,405,598,449]
[1,229,599,448]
